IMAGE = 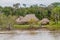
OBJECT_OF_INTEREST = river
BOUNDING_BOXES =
[0,29,60,40]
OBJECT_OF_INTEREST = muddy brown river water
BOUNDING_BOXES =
[0,29,60,40]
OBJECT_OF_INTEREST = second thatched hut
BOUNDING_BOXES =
[40,18,50,25]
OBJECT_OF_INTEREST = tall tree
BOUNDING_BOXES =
[51,6,60,24]
[23,4,26,7]
[13,3,20,9]
[13,3,20,15]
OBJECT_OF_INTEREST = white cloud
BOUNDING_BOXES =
[0,0,60,7]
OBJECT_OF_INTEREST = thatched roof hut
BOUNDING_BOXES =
[16,16,24,24]
[40,18,49,25]
[16,14,39,24]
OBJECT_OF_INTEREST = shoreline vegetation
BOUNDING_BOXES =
[0,2,60,31]
[13,22,60,31]
[0,23,60,31]
[1,22,60,31]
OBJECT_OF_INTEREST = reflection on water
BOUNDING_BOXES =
[0,29,60,40]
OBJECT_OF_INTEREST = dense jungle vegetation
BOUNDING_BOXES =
[0,2,60,30]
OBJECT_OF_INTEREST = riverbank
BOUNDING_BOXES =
[13,24,60,31]
[45,24,60,31]
[13,25,40,30]
[0,29,60,40]
[13,21,60,31]
[45,21,60,31]
[0,21,60,31]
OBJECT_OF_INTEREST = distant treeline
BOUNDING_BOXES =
[0,2,60,20]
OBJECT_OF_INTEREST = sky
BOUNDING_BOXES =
[0,0,60,7]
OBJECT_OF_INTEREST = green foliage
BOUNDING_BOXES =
[14,25,39,30]
[14,25,29,29]
[28,18,36,24]
[0,13,17,30]
[0,4,48,19]
[2,7,13,16]
[0,2,60,30]
[0,2,60,20]
[51,2,60,7]
[51,6,60,24]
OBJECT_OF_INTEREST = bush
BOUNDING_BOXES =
[0,14,17,30]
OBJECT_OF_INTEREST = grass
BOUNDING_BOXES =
[13,24,60,31]
[45,21,60,31]
[13,25,29,30]
[45,24,60,31]
[13,25,40,30]
[12,21,60,31]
